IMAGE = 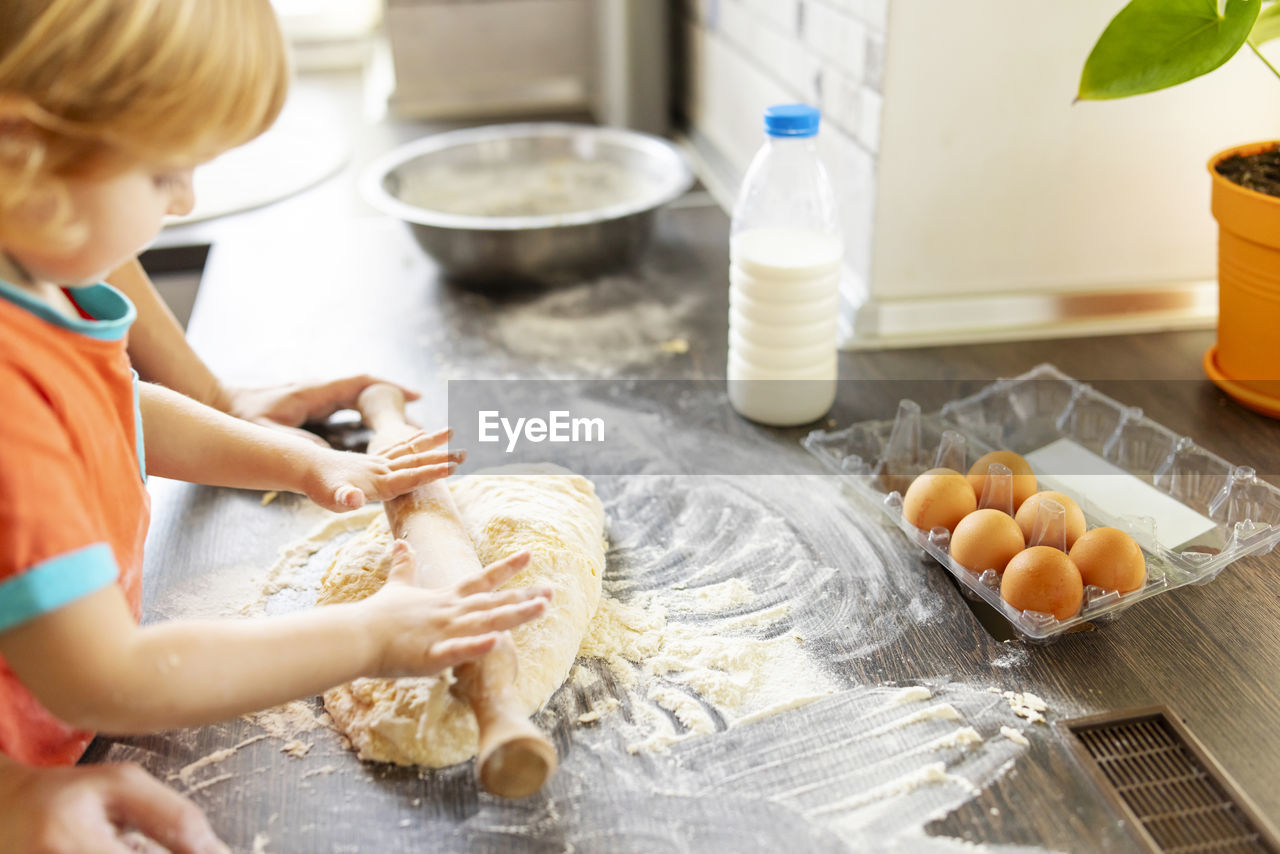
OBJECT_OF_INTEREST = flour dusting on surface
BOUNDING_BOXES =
[244,700,329,741]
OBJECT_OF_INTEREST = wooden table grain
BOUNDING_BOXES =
[87,205,1280,853]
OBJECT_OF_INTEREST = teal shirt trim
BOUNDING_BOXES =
[0,278,135,341]
[0,544,118,632]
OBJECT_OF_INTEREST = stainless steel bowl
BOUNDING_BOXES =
[362,123,693,283]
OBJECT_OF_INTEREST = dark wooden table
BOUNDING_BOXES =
[88,202,1280,853]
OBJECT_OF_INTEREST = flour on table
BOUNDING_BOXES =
[575,576,834,754]
[320,467,606,767]
[1005,691,1049,724]
[170,735,267,787]
[301,764,337,779]
[244,700,329,740]
[281,739,312,758]
[426,270,702,380]
[806,762,980,817]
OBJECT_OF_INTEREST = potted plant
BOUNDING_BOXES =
[1080,0,1280,416]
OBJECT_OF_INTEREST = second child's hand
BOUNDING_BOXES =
[223,376,422,447]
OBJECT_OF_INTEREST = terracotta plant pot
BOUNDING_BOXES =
[1204,141,1280,417]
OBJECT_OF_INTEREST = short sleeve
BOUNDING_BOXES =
[0,365,118,629]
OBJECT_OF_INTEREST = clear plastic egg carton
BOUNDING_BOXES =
[803,363,1280,641]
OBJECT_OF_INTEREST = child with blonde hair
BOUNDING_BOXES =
[0,1,551,848]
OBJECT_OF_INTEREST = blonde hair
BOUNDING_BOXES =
[0,0,290,248]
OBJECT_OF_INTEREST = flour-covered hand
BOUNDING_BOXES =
[303,428,461,511]
[364,541,551,678]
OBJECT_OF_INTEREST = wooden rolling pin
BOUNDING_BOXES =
[357,383,557,799]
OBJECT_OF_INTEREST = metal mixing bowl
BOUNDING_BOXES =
[362,123,694,283]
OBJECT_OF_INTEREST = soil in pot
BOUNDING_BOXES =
[1216,147,1280,197]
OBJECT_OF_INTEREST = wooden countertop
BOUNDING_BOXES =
[89,199,1280,853]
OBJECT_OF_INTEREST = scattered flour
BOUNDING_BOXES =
[245,700,329,740]
[991,643,1030,669]
[862,704,962,739]
[281,739,313,758]
[182,772,233,795]
[170,735,267,787]
[1001,725,1031,747]
[301,764,337,779]
[1004,691,1049,724]
[664,577,754,611]
[576,696,620,725]
[577,587,835,754]
[805,762,980,817]
[892,685,934,705]
[926,727,983,752]
[426,268,705,381]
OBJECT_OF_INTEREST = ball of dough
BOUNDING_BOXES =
[1069,527,1145,594]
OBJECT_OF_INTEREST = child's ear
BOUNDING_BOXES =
[0,94,48,168]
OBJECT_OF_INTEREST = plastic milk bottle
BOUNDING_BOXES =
[728,104,842,426]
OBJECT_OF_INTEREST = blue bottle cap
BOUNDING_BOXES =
[764,104,820,138]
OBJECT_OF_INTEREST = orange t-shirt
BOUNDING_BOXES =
[0,280,149,766]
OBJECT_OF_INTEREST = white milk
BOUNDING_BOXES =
[728,226,841,426]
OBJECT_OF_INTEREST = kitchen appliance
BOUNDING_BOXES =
[384,0,668,135]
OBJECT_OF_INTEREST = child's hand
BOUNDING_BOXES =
[362,541,552,678]
[224,375,420,447]
[0,759,226,854]
[303,428,463,512]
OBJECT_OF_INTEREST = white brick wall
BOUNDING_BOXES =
[677,0,887,294]
[802,1,867,82]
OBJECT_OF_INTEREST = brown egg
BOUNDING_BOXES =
[902,468,977,533]
[966,450,1038,512]
[949,508,1026,574]
[1015,491,1087,550]
[1069,527,1146,594]
[1001,546,1084,620]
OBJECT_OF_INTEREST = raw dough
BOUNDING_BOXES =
[319,467,605,767]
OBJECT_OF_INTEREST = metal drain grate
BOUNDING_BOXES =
[1063,707,1280,853]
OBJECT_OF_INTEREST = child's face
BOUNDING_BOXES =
[12,164,195,286]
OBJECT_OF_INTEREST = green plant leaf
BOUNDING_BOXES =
[1249,1,1280,46]
[1078,0,1261,100]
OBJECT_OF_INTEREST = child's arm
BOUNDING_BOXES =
[138,382,457,511]
[0,543,549,733]
[110,257,418,445]
[0,753,226,854]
